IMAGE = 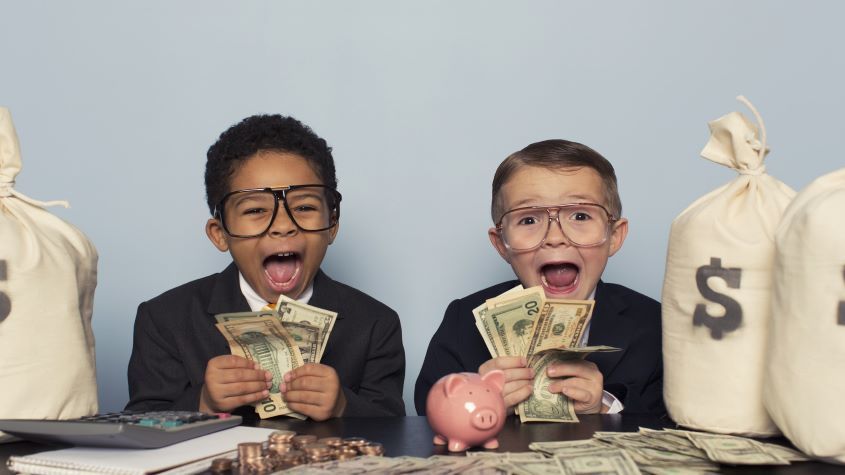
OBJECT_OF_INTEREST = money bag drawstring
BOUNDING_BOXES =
[736,95,769,176]
[0,177,70,208]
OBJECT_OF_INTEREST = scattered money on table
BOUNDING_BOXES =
[472,285,619,423]
[204,427,808,474]
[214,294,338,419]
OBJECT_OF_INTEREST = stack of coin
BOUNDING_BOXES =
[318,436,343,448]
[357,442,385,456]
[342,436,368,448]
[291,434,318,450]
[302,442,334,463]
[277,449,306,468]
[209,457,233,474]
[267,430,295,456]
[237,441,272,473]
[237,442,262,463]
[333,446,359,461]
[269,430,296,445]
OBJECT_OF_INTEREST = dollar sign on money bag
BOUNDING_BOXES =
[0,261,9,323]
[693,257,743,340]
[839,266,845,326]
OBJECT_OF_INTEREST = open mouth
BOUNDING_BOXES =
[263,252,301,293]
[540,262,579,295]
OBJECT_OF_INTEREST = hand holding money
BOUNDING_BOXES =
[473,285,620,422]
[478,356,534,410]
[281,363,347,421]
[545,358,604,414]
[199,355,274,413]
[213,295,338,419]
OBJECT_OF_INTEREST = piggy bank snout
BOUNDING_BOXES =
[471,408,499,430]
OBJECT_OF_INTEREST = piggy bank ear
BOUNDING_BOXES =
[443,373,468,398]
[481,369,505,392]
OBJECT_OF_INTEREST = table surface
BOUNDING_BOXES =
[2,415,843,474]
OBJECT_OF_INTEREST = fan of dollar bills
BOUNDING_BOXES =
[214,295,337,419]
[472,285,619,423]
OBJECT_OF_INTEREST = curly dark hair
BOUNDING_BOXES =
[204,114,337,214]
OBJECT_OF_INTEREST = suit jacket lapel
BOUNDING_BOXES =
[586,281,634,378]
[207,262,251,317]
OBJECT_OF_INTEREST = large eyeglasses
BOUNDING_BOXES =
[214,185,342,238]
[496,203,618,251]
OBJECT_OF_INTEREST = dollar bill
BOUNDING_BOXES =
[275,320,321,364]
[520,346,620,423]
[554,448,643,475]
[215,316,304,419]
[525,299,594,356]
[215,310,277,323]
[215,311,322,364]
[504,459,565,475]
[488,288,545,357]
[529,439,612,457]
[474,302,503,357]
[275,293,337,362]
[519,350,578,423]
[681,431,790,465]
[485,284,529,308]
[474,285,525,357]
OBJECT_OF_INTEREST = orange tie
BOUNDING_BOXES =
[262,302,277,311]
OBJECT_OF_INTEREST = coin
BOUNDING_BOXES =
[210,458,233,472]
[358,442,385,456]
[291,434,318,449]
[279,449,306,465]
[237,442,263,462]
[318,436,343,447]
[269,430,296,444]
[342,436,368,447]
[267,442,293,455]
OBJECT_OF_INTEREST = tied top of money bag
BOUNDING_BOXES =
[0,107,68,208]
[700,95,770,176]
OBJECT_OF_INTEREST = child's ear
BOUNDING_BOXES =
[205,218,230,252]
[488,227,511,263]
[328,221,340,245]
[607,217,629,257]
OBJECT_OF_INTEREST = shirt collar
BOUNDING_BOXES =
[238,273,314,311]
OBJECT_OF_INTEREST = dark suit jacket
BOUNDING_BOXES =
[126,263,405,417]
[414,280,664,416]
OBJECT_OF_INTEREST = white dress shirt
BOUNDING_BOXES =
[238,273,314,310]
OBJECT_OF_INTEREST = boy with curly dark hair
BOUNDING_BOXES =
[126,115,405,419]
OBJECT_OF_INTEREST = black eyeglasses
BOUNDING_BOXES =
[213,184,342,238]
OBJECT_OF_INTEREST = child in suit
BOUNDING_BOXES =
[127,115,405,420]
[415,139,663,416]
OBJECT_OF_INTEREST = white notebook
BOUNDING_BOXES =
[8,426,276,475]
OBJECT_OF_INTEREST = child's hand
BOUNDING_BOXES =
[478,356,534,410]
[281,363,346,421]
[546,359,605,414]
[199,355,272,413]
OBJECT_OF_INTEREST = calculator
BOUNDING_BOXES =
[0,411,242,449]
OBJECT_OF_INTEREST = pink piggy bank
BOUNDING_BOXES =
[426,370,506,452]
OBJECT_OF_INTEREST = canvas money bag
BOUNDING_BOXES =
[662,97,794,436]
[0,108,98,440]
[764,167,845,463]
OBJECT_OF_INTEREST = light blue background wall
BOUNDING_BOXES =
[1,1,842,415]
